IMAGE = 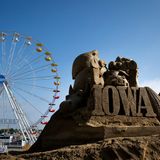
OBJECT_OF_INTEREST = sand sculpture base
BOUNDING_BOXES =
[29,85,160,152]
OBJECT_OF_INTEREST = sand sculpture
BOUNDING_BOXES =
[29,50,160,153]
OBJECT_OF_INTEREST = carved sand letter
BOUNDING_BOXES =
[117,86,137,116]
[90,85,104,115]
[137,87,156,117]
[102,86,120,115]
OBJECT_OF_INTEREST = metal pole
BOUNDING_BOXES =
[7,87,37,143]
[3,82,27,142]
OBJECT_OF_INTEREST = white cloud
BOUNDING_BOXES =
[140,79,160,94]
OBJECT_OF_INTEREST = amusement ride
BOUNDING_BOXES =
[0,31,60,144]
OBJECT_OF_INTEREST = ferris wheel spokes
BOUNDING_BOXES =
[14,86,50,103]
[6,33,20,75]
[14,82,54,91]
[6,53,43,80]
[6,35,30,74]
[12,75,54,82]
[8,63,51,81]
[13,89,43,115]
[0,33,7,75]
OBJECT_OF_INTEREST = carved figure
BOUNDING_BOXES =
[72,50,107,92]
[60,50,107,112]
[60,89,86,112]
[105,56,138,87]
[104,70,129,86]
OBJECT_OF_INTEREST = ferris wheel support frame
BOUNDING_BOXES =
[3,82,36,144]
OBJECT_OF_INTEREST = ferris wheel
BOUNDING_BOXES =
[0,31,60,144]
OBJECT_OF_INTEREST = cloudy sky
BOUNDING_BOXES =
[0,0,160,122]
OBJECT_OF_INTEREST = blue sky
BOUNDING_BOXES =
[0,0,160,99]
